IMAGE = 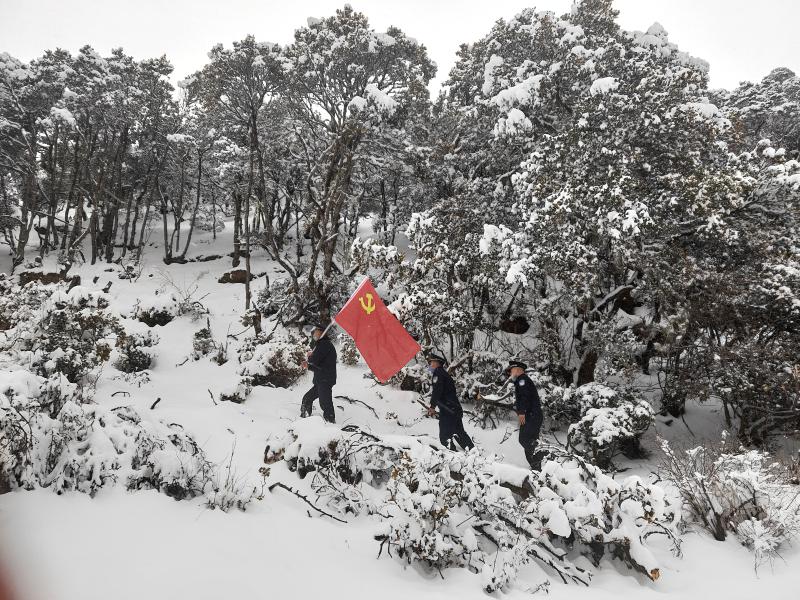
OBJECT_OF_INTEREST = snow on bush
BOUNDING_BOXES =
[338,333,361,366]
[450,351,507,403]
[0,368,259,509]
[660,437,800,569]
[265,420,681,591]
[2,284,122,385]
[115,330,159,373]
[545,383,654,469]
[192,320,216,360]
[0,276,52,331]
[237,333,306,389]
[132,293,181,327]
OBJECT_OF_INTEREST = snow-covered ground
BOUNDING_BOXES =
[1,222,799,599]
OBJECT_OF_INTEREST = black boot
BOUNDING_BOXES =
[300,386,317,418]
[525,446,542,470]
[300,398,311,418]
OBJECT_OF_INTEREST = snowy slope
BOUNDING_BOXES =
[1,221,799,600]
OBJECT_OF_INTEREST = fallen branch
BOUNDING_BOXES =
[150,397,161,410]
[268,482,348,523]
[334,395,379,418]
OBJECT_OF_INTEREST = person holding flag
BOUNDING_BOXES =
[299,277,418,424]
[426,353,474,451]
[300,323,338,423]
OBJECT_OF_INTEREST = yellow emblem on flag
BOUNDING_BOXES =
[359,293,376,315]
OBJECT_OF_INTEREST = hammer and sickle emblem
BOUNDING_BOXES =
[359,293,376,315]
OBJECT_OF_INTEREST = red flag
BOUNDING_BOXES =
[334,277,420,383]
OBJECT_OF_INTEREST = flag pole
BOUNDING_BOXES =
[320,320,336,338]
[320,276,368,339]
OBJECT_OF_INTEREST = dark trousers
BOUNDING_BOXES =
[300,382,335,423]
[519,415,543,469]
[439,413,474,451]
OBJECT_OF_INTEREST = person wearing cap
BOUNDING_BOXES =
[426,353,474,451]
[507,360,543,469]
[300,323,338,423]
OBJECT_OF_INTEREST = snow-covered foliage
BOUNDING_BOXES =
[544,383,654,468]
[265,419,681,590]
[132,293,181,327]
[1,282,122,386]
[191,322,212,356]
[714,67,800,156]
[338,333,361,366]
[352,207,513,369]
[660,437,800,569]
[0,278,257,509]
[237,333,306,389]
[0,368,256,506]
[115,330,159,373]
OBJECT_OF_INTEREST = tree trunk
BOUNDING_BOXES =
[180,150,203,259]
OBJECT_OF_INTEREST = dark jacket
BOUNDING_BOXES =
[513,374,542,421]
[308,336,337,385]
[430,366,462,416]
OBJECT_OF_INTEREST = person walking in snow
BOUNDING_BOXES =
[300,323,338,423]
[506,360,544,469]
[426,353,474,451]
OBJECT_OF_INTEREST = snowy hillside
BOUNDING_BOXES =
[1,223,798,600]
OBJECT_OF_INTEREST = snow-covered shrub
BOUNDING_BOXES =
[0,368,257,510]
[218,381,250,404]
[265,420,681,590]
[0,370,80,492]
[265,420,392,514]
[155,271,211,322]
[0,276,53,331]
[449,351,507,404]
[550,383,654,469]
[132,293,181,327]
[117,262,142,281]
[237,333,306,389]
[256,277,293,318]
[0,369,199,495]
[338,333,360,366]
[115,330,159,373]
[4,285,123,385]
[377,446,680,588]
[192,321,216,360]
[660,437,800,568]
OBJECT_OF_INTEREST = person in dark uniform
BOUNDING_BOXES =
[426,353,474,451]
[300,323,337,423]
[506,360,544,469]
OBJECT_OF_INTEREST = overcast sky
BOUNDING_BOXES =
[1,0,798,93]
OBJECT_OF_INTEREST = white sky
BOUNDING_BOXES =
[1,0,798,93]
